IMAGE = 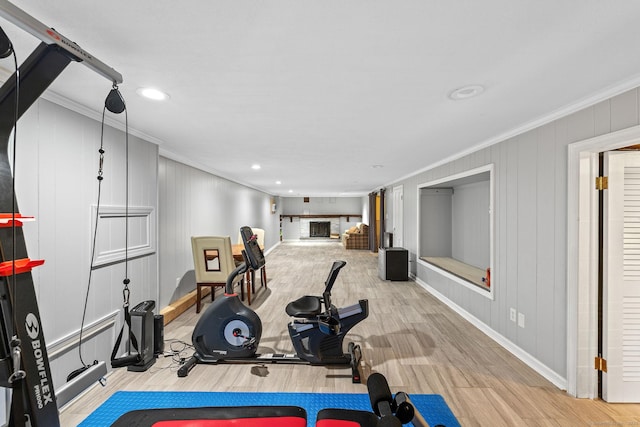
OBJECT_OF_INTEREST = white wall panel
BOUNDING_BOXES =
[611,90,639,132]
[552,118,569,376]
[13,98,158,398]
[504,138,519,340]
[536,124,558,372]
[516,132,538,353]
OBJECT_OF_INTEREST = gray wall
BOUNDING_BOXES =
[419,179,491,268]
[282,196,363,216]
[419,189,452,257]
[158,157,280,308]
[451,180,490,268]
[15,98,158,400]
[386,87,640,383]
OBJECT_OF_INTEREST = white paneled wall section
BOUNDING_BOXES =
[13,98,158,401]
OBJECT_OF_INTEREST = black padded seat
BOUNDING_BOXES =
[285,295,322,318]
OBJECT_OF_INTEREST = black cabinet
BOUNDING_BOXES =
[378,247,408,281]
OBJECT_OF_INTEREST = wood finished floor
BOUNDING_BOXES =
[60,241,640,426]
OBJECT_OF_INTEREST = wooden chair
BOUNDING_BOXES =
[237,227,267,291]
[191,236,245,313]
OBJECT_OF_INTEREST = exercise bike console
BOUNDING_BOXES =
[178,226,368,383]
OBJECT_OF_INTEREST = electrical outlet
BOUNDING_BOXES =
[518,312,525,328]
[510,308,517,322]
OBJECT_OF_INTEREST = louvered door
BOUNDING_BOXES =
[602,151,640,402]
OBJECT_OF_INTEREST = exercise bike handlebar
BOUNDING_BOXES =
[324,260,347,293]
[239,226,266,271]
[225,254,249,294]
[322,260,346,310]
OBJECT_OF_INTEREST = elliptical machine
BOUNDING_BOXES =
[178,226,369,382]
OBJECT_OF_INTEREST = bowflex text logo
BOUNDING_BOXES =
[25,313,53,408]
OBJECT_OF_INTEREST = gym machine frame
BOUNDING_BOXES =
[0,1,122,425]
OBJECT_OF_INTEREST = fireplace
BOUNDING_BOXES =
[310,221,331,238]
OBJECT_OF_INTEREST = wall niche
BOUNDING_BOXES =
[418,164,494,298]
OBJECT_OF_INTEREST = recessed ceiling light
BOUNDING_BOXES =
[372,164,384,169]
[288,189,293,193]
[275,181,282,185]
[251,164,261,170]
[448,85,484,100]
[136,87,170,101]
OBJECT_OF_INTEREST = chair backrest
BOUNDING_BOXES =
[237,227,265,247]
[252,228,265,247]
[191,236,239,284]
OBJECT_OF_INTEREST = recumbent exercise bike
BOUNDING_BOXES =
[178,226,369,382]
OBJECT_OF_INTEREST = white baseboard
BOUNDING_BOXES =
[263,240,281,256]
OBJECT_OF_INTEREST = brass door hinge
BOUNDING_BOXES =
[595,356,608,372]
[595,176,608,191]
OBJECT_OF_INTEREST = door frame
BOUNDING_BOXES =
[567,124,640,398]
[392,185,404,248]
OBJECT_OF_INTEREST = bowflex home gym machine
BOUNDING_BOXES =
[178,226,369,382]
[0,2,123,425]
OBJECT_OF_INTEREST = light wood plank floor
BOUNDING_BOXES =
[60,241,640,426]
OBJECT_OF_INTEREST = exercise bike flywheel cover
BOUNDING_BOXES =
[224,319,252,347]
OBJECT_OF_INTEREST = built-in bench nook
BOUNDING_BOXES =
[417,165,493,297]
[420,256,487,288]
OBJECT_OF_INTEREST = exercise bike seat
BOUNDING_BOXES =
[285,295,322,318]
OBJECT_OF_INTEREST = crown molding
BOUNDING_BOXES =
[385,73,640,189]
[41,90,165,146]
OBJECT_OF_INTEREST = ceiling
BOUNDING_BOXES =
[2,1,640,197]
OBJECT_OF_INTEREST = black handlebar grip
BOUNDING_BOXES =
[377,416,402,427]
[395,401,415,424]
[367,372,394,416]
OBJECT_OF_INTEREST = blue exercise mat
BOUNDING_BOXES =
[79,390,460,426]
